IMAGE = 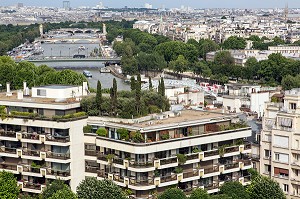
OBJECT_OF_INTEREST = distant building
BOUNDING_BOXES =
[63,1,70,11]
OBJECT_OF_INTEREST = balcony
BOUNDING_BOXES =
[85,165,98,174]
[20,181,45,193]
[182,170,199,182]
[113,174,124,183]
[128,177,155,190]
[160,174,178,187]
[47,169,71,177]
[204,183,219,194]
[113,158,124,165]
[22,149,40,157]
[0,162,18,173]
[223,162,240,174]
[45,134,70,144]
[23,166,41,174]
[160,157,178,169]
[85,150,97,157]
[129,161,154,168]
[0,130,17,141]
[46,152,70,160]
[97,170,108,178]
[0,147,19,158]
[223,146,240,157]
[203,149,219,161]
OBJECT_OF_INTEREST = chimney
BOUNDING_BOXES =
[23,82,27,92]
[82,82,88,96]
[17,90,23,100]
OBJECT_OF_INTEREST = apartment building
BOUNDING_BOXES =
[84,110,252,198]
[0,83,88,193]
[260,88,300,198]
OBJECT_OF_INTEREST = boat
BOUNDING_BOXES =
[60,39,68,43]
[100,67,111,73]
[83,70,92,78]
[78,46,85,51]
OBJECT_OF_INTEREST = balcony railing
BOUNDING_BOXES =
[129,161,154,168]
[23,166,40,173]
[47,169,71,177]
[129,178,154,186]
[204,183,219,190]
[224,146,239,154]
[97,170,108,178]
[85,166,98,173]
[204,149,219,157]
[204,166,219,174]
[160,157,177,165]
[23,181,43,190]
[85,150,97,156]
[186,153,199,161]
[22,149,40,157]
[0,163,17,171]
[22,133,40,140]
[97,154,107,161]
[47,152,70,160]
[160,174,177,183]
[224,162,239,170]
[46,135,70,143]
[113,158,124,165]
[183,170,198,178]
[113,174,124,183]
[0,147,17,154]
[245,143,251,150]
[0,130,16,138]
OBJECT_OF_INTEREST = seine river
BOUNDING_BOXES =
[33,42,130,90]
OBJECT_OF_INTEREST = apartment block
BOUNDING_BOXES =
[84,110,252,198]
[0,83,88,193]
[260,88,300,198]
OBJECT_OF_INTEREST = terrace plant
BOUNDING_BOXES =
[192,146,201,153]
[96,128,107,137]
[117,128,129,141]
[174,167,183,174]
[132,131,144,143]
[83,125,92,133]
[176,154,187,165]
[161,134,170,140]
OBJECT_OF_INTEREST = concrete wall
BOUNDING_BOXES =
[251,92,270,117]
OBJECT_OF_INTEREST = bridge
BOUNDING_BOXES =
[16,57,121,63]
[36,37,101,44]
[48,28,102,34]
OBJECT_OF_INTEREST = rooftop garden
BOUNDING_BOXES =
[81,75,170,119]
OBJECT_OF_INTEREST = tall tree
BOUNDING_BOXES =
[77,178,126,199]
[110,78,118,116]
[0,171,19,199]
[220,181,249,199]
[148,76,153,90]
[222,36,247,50]
[158,188,187,199]
[40,179,66,199]
[95,80,102,114]
[160,77,165,97]
[136,74,141,115]
[214,51,235,65]
[130,76,136,91]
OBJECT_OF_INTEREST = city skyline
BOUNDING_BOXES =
[0,0,298,9]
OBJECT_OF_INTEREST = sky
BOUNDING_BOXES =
[0,0,298,9]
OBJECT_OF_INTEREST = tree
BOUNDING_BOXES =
[169,55,189,73]
[130,76,136,91]
[77,178,126,199]
[220,181,249,199]
[0,171,19,199]
[223,36,247,50]
[136,74,141,115]
[158,188,187,199]
[189,188,209,199]
[149,76,153,90]
[40,179,65,199]
[214,51,235,65]
[199,39,220,59]
[221,16,227,19]
[48,186,77,199]
[246,175,286,199]
[159,77,165,97]
[95,80,102,114]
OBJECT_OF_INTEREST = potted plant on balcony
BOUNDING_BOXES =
[117,128,129,141]
[192,146,201,153]
[154,170,160,177]
[96,128,107,137]
[106,154,115,164]
[132,131,144,143]
[174,167,183,174]
[161,134,170,140]
[176,154,187,165]
[83,125,92,134]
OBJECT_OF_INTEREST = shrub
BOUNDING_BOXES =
[176,154,187,164]
[132,131,144,143]
[173,167,183,174]
[192,146,201,153]
[158,188,187,199]
[106,154,115,161]
[189,188,209,199]
[220,181,249,199]
[96,128,107,137]
[129,131,136,139]
[83,125,92,133]
[117,128,129,140]
[161,134,170,140]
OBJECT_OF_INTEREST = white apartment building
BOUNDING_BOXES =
[0,83,253,198]
[260,88,300,198]
[0,83,88,193]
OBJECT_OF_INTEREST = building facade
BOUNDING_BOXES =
[260,88,300,198]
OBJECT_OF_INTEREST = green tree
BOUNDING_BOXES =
[214,51,234,65]
[158,188,187,199]
[189,188,209,199]
[199,39,220,59]
[136,74,141,115]
[220,181,249,199]
[77,178,126,199]
[223,36,247,50]
[40,179,65,199]
[48,186,76,199]
[149,76,153,90]
[95,80,102,114]
[246,175,286,199]
[169,55,189,73]
[130,76,136,91]
[0,171,19,199]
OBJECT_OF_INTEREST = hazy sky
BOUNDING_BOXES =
[0,0,298,9]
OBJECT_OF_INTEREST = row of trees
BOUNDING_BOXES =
[81,76,170,119]
[0,56,87,90]
[158,169,285,199]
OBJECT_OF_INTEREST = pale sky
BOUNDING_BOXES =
[0,0,297,9]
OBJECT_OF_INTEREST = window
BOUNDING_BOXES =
[283,184,289,193]
[264,164,271,174]
[274,135,289,148]
[290,103,296,110]
[274,152,289,163]
[37,89,46,96]
[296,140,299,149]
[274,167,289,178]
[264,134,272,142]
[264,150,271,159]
